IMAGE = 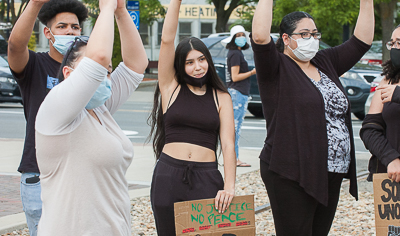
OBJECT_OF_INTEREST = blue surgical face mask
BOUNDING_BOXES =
[48,28,76,55]
[235,36,247,48]
[86,77,112,110]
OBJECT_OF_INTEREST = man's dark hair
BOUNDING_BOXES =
[38,0,88,27]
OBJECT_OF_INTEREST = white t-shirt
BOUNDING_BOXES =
[35,57,143,235]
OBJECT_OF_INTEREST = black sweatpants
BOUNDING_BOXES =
[260,160,345,236]
[150,152,224,236]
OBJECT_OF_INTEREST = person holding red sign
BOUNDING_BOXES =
[148,0,236,235]
[252,0,374,235]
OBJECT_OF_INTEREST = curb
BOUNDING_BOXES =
[0,213,27,235]
[138,79,157,89]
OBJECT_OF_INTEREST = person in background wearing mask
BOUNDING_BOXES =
[360,25,400,183]
[148,0,236,234]
[7,0,87,235]
[251,0,374,235]
[35,0,148,234]
[222,25,256,167]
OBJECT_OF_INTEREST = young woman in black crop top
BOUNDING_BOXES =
[147,0,236,235]
[361,25,400,183]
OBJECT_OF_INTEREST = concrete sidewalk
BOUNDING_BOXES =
[0,138,262,234]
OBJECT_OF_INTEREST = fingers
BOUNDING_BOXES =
[218,191,224,213]
[382,96,391,104]
[376,85,388,90]
[223,193,234,213]
[388,173,400,182]
[214,191,221,212]
[388,171,400,182]
[214,190,235,213]
[380,89,393,103]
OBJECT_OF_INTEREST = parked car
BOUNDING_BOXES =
[201,35,382,119]
[360,41,382,66]
[207,32,230,38]
[0,34,7,57]
[0,56,22,104]
[364,75,384,114]
[339,63,382,120]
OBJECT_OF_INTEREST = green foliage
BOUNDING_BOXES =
[112,21,122,69]
[235,0,372,46]
[274,0,360,46]
[82,0,165,26]
[231,5,255,31]
[27,31,36,52]
[139,0,165,26]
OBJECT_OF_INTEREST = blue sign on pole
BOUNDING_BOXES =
[128,10,140,30]
[127,1,139,30]
[127,1,139,10]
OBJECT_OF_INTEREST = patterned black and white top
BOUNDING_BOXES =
[309,69,351,173]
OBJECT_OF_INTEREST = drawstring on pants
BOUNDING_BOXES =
[182,164,195,189]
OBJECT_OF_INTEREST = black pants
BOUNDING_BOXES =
[260,160,345,236]
[150,153,224,236]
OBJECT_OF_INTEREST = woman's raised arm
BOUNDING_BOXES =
[158,0,181,92]
[353,0,374,45]
[252,0,273,45]
[85,0,116,68]
[115,0,148,73]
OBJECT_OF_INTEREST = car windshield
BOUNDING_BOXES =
[368,42,382,54]
[0,56,8,67]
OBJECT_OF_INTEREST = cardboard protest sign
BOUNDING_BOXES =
[373,173,400,236]
[174,195,255,236]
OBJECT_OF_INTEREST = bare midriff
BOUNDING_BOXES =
[163,143,216,162]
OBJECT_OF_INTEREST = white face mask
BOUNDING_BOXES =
[288,36,319,61]
[47,28,76,55]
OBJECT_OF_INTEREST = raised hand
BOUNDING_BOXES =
[99,0,117,12]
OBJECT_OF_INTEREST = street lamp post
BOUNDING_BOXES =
[6,0,10,39]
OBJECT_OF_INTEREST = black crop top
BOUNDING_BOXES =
[164,83,220,151]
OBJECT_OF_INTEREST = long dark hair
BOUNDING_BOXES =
[147,37,228,159]
[382,24,400,84]
[276,11,314,53]
[226,34,250,50]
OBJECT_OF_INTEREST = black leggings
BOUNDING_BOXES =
[260,160,345,236]
[150,152,224,236]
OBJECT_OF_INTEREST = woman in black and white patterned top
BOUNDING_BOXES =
[309,70,351,173]
[251,0,374,235]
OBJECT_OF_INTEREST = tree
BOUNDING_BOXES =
[83,0,165,26]
[209,0,257,32]
[376,0,397,62]
[0,0,29,24]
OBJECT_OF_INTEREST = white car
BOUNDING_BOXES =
[364,75,384,114]
[360,41,382,66]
